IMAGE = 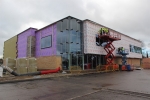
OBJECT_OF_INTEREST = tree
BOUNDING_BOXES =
[140,40,146,48]
[140,40,146,57]
[148,43,150,52]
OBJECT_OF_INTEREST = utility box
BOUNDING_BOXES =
[5,58,16,72]
[0,67,3,77]
[28,58,37,73]
[16,58,28,74]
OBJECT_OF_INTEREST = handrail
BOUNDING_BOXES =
[110,32,121,39]
[116,48,129,54]
[98,31,121,40]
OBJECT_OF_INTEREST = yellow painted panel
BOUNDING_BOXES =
[3,36,17,59]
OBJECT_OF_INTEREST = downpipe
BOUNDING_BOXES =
[2,65,60,76]
[0,58,60,76]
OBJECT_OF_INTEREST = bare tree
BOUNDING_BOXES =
[140,40,146,48]
[148,43,150,48]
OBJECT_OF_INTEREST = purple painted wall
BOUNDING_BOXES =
[35,24,57,57]
[17,28,37,58]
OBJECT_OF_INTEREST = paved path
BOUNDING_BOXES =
[0,69,150,100]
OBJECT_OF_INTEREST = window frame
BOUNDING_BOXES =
[129,44,142,54]
[41,35,52,49]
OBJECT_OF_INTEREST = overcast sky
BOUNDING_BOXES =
[0,0,150,57]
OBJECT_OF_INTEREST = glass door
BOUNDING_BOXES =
[70,54,83,70]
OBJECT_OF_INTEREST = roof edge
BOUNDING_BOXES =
[36,16,82,32]
[4,27,38,42]
[84,19,142,43]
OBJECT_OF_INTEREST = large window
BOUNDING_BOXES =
[84,54,106,69]
[41,35,52,49]
[129,45,142,54]
[56,17,83,70]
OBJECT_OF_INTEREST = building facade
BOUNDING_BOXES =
[3,16,142,70]
[83,20,142,68]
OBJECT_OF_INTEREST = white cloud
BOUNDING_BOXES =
[20,21,48,31]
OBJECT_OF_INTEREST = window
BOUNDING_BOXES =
[41,35,52,49]
[129,44,142,54]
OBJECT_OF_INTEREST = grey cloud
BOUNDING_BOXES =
[0,0,150,57]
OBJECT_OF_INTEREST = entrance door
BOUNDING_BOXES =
[70,54,83,70]
[62,54,69,70]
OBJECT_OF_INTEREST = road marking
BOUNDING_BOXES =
[67,88,150,100]
[106,89,150,99]
[67,90,101,100]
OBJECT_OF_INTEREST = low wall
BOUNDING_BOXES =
[36,56,62,70]
[5,57,37,74]
[142,58,150,69]
[114,57,141,67]
[127,58,141,67]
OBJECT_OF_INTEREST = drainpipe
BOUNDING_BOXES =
[2,65,60,76]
